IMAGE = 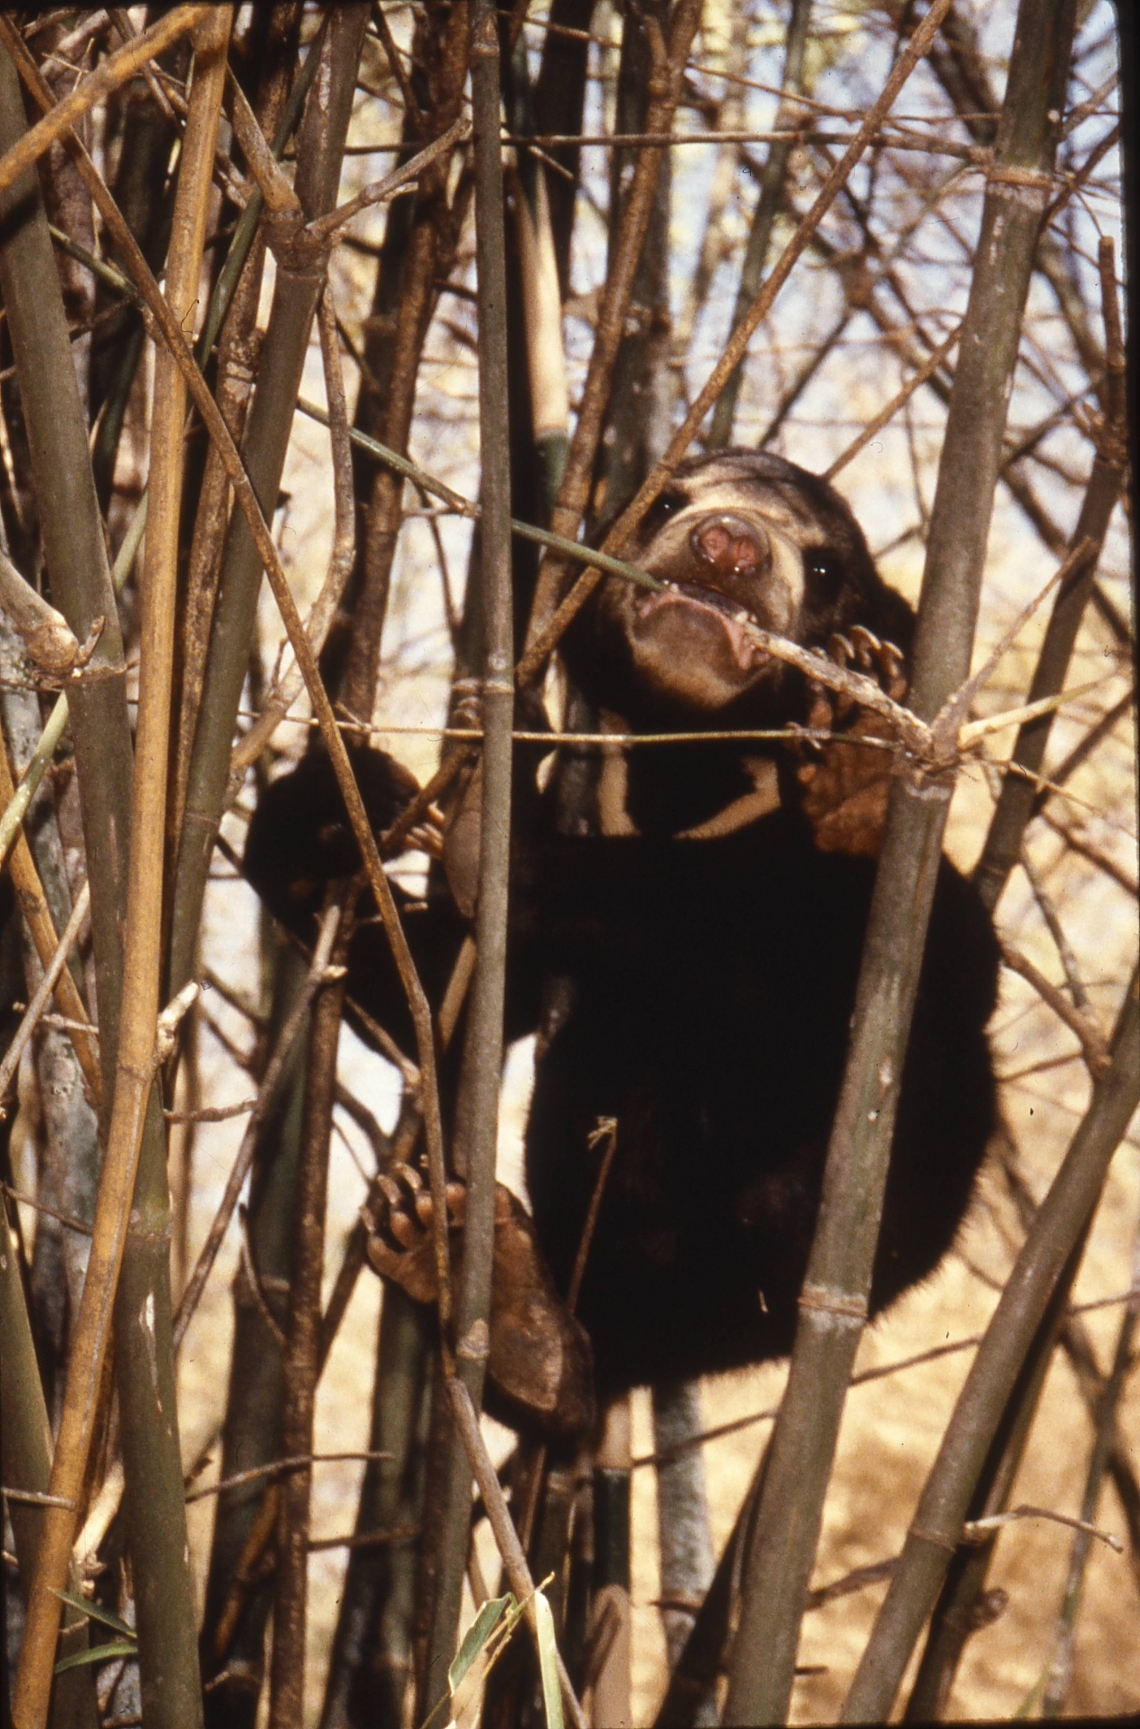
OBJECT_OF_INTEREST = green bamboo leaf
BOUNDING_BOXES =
[448,1592,513,1694]
[417,1593,517,1729]
[52,1588,137,1642]
[534,1590,564,1729]
[54,1639,139,1675]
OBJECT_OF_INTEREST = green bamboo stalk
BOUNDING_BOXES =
[723,4,1078,1720]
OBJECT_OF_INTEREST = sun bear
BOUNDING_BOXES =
[244,452,999,1434]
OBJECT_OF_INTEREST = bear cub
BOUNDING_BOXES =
[245,452,1000,1435]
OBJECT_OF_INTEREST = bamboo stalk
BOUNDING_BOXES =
[843,969,1138,1720]
[0,33,134,1106]
[10,16,230,1724]
[723,4,1079,1720]
[707,0,813,449]
[336,7,471,725]
[318,1284,433,1728]
[901,1227,1092,1720]
[170,3,310,848]
[269,896,350,1729]
[166,3,369,1009]
[0,742,101,1104]
[446,1378,588,1729]
[172,904,344,1352]
[973,235,1129,912]
[421,0,517,1703]
[1039,1229,1140,1716]
[0,4,210,202]
[0,1196,98,1729]
[196,941,309,1713]
[0,881,90,1109]
[229,285,357,775]
[522,0,703,655]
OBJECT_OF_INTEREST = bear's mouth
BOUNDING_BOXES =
[632,584,770,676]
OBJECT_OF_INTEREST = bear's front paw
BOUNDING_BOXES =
[362,1163,466,1305]
[794,627,909,858]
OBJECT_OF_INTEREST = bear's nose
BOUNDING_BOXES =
[690,514,769,582]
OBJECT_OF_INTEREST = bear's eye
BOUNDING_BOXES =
[805,549,845,599]
[643,490,685,535]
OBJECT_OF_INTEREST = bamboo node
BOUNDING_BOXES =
[456,1318,491,1363]
[984,163,1055,190]
[797,1284,867,1321]
[908,1521,961,1553]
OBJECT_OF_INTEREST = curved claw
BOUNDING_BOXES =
[878,638,907,700]
[848,624,882,669]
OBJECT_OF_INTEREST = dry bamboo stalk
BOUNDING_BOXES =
[0,11,454,1346]
[228,286,356,775]
[446,1377,588,1729]
[11,16,230,1723]
[0,4,210,201]
[172,903,342,1351]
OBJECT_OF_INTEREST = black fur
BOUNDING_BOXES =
[244,454,999,1408]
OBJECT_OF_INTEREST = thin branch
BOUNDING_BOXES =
[305,114,470,243]
[999,939,1110,1077]
[229,285,357,778]
[0,880,90,1112]
[225,65,300,215]
[172,905,343,1353]
[0,740,101,1102]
